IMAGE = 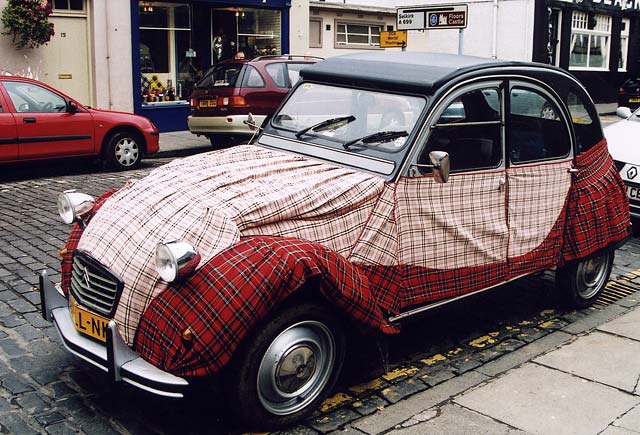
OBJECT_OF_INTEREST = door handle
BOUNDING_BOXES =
[23,118,36,124]
[498,177,506,192]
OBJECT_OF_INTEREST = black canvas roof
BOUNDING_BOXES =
[300,51,525,94]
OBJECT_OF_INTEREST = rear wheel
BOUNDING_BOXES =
[104,131,143,170]
[556,251,614,308]
[207,134,245,149]
[225,303,345,429]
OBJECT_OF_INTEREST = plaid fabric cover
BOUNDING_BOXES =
[562,139,631,261]
[135,236,398,377]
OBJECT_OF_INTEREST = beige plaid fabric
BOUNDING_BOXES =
[507,160,572,257]
[78,145,386,344]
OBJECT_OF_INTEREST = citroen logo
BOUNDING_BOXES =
[82,268,91,287]
[628,166,638,180]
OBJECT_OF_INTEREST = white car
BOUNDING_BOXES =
[605,107,640,219]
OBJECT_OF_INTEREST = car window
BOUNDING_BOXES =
[421,87,502,173]
[241,66,265,88]
[4,82,67,113]
[196,65,242,88]
[286,64,307,87]
[564,91,600,154]
[508,87,570,164]
[265,63,287,88]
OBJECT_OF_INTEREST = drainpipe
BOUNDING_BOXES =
[492,0,498,59]
[105,3,113,109]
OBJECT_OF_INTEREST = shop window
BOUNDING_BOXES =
[335,21,382,48]
[139,2,195,105]
[619,18,630,71]
[310,18,322,48]
[211,9,281,62]
[48,0,83,11]
[569,12,611,70]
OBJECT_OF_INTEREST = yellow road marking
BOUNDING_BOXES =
[349,378,386,394]
[382,366,418,381]
[320,392,353,412]
[421,354,447,366]
[469,332,499,348]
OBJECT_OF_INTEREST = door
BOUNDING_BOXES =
[0,90,18,161]
[2,81,94,159]
[42,14,91,106]
[397,82,508,307]
[505,82,573,276]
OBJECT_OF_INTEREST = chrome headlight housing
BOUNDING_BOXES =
[155,240,201,283]
[57,190,95,225]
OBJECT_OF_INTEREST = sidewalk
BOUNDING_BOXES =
[345,290,640,435]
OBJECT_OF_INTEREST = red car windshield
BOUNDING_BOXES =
[196,64,243,88]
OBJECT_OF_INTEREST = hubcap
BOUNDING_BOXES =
[114,138,139,167]
[257,321,335,416]
[576,254,609,300]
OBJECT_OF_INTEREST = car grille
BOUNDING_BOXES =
[70,252,124,317]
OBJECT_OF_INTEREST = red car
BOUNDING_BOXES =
[0,76,159,170]
[187,55,322,146]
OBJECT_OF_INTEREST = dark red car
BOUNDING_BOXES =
[187,55,322,146]
[0,76,159,170]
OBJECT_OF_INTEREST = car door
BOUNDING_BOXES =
[505,81,573,276]
[0,86,18,161]
[396,81,508,309]
[1,80,94,159]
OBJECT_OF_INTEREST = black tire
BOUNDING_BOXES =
[208,134,244,149]
[104,131,143,170]
[224,302,346,429]
[556,251,614,309]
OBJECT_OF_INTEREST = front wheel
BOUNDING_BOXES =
[224,303,345,429]
[556,251,614,309]
[104,132,143,170]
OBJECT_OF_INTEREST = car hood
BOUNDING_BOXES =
[77,145,386,343]
[605,117,640,165]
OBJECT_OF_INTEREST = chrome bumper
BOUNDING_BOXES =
[39,270,188,398]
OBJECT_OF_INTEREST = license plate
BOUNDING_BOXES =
[629,98,640,103]
[627,184,640,201]
[199,99,217,108]
[69,296,109,342]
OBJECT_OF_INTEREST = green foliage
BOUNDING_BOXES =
[1,0,54,49]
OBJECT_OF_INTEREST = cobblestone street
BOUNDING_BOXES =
[0,156,639,435]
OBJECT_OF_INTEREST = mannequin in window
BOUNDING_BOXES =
[212,31,227,63]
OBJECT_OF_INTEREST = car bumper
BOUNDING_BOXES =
[38,270,188,398]
[187,114,266,136]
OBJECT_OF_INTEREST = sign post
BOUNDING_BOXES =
[397,4,468,54]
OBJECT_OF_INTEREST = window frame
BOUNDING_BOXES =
[568,11,612,71]
[619,18,630,72]
[334,20,383,49]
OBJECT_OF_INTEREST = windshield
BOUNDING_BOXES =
[272,83,426,152]
[195,64,243,88]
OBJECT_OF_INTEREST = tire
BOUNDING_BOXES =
[540,102,559,120]
[224,303,346,429]
[105,131,143,170]
[556,251,614,309]
[208,134,244,149]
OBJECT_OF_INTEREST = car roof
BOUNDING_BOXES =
[300,51,556,94]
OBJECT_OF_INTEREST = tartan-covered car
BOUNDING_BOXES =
[40,52,630,429]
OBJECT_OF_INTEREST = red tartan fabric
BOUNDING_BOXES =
[60,191,115,296]
[562,139,631,262]
[134,236,399,377]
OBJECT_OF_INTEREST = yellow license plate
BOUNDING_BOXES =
[69,296,109,342]
[199,99,217,108]
[629,98,640,103]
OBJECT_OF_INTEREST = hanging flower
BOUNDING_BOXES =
[1,0,55,49]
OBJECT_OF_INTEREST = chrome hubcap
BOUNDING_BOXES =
[576,254,609,300]
[114,138,139,166]
[257,321,335,416]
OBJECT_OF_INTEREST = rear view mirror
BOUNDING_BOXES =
[67,101,79,114]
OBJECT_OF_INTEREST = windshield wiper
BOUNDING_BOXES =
[295,115,356,139]
[343,130,408,149]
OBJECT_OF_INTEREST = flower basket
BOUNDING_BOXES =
[1,0,55,49]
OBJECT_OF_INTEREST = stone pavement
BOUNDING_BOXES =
[341,289,640,435]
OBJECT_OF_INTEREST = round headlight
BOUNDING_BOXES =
[57,190,95,225]
[155,241,200,282]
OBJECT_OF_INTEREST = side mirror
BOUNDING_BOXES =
[616,106,633,119]
[411,151,450,183]
[67,101,79,114]
[429,151,450,183]
[243,112,258,131]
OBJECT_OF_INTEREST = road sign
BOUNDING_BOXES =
[380,30,408,48]
[397,4,468,30]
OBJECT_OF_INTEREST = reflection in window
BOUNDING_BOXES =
[139,2,195,104]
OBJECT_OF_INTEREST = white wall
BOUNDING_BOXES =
[0,0,48,78]
[290,0,311,54]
